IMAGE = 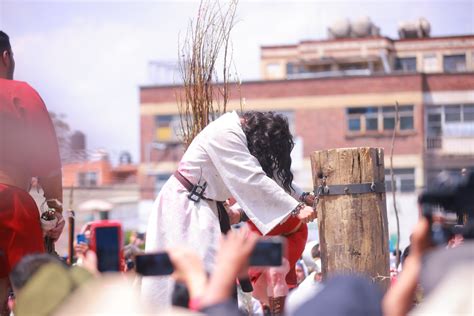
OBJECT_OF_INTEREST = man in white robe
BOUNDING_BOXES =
[141,111,316,307]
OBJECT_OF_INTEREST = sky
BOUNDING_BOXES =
[1,0,473,163]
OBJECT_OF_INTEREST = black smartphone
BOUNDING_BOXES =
[135,252,174,276]
[249,237,284,267]
[94,226,121,272]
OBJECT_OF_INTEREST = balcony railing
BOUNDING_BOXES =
[426,136,474,154]
[425,136,442,151]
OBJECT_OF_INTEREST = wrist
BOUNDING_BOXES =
[201,279,233,308]
[187,274,207,298]
[239,209,249,222]
[291,202,305,217]
[299,192,309,202]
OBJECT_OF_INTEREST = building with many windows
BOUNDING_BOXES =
[139,22,474,249]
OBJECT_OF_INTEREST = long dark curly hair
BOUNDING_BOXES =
[241,111,295,193]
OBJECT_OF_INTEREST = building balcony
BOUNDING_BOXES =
[425,136,474,155]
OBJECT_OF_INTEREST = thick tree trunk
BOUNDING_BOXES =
[310,147,390,290]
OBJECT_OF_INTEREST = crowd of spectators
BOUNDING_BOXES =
[5,216,472,316]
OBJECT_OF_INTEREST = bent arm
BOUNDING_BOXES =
[206,128,298,235]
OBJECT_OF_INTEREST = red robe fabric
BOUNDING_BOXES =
[247,216,308,288]
[0,78,61,277]
[0,185,45,277]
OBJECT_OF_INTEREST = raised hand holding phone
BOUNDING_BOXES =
[249,237,285,267]
[135,252,174,276]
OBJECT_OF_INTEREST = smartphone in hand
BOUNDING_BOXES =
[249,237,285,267]
[135,252,174,276]
[87,221,123,272]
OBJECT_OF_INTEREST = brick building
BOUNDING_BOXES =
[139,27,474,248]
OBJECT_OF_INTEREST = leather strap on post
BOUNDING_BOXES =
[314,181,386,196]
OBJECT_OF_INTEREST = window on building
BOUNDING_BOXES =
[445,105,461,122]
[365,107,379,131]
[286,63,298,75]
[347,108,365,131]
[382,106,396,130]
[78,172,98,187]
[155,115,181,142]
[155,173,172,196]
[426,107,442,136]
[426,104,474,137]
[463,104,474,121]
[346,105,414,133]
[394,57,417,72]
[443,54,466,72]
[385,168,415,193]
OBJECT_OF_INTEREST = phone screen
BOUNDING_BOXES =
[95,226,121,272]
[135,253,174,276]
[249,240,283,267]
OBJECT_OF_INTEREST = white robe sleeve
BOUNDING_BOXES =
[205,126,299,235]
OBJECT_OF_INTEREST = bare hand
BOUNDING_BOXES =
[201,229,259,308]
[225,204,242,225]
[168,247,207,299]
[46,211,65,241]
[304,193,316,207]
[75,242,89,257]
[168,247,207,288]
[297,205,317,224]
[410,217,432,257]
[77,250,99,276]
[216,228,259,275]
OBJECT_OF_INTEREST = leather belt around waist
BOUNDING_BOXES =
[173,170,231,233]
[173,170,212,202]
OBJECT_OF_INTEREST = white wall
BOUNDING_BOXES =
[386,193,420,250]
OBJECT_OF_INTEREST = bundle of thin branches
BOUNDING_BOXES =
[177,0,238,147]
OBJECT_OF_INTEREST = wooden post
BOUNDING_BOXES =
[68,210,75,266]
[310,147,390,290]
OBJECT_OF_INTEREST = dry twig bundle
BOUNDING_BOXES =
[177,0,239,147]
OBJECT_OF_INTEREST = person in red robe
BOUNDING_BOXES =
[0,30,64,312]
[227,192,315,315]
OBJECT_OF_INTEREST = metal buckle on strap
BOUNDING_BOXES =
[188,182,208,202]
